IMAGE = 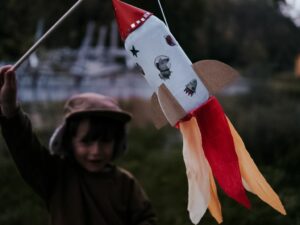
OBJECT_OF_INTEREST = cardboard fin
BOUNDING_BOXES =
[157,84,186,126]
[192,60,239,94]
[150,93,168,129]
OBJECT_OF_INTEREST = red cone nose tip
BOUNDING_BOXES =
[112,0,153,41]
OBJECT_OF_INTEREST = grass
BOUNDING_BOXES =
[0,77,299,225]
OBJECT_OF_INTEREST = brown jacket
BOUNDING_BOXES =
[0,108,157,225]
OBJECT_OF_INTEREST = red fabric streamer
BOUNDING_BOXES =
[191,97,250,208]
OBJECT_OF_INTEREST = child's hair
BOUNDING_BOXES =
[61,114,127,160]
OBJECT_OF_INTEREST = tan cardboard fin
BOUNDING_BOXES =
[157,84,186,126]
[192,60,239,94]
[150,93,168,129]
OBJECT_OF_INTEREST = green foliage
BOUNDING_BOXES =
[128,0,300,71]
[1,0,299,224]
[119,80,300,225]
[2,77,299,224]
[0,138,48,225]
[1,0,300,71]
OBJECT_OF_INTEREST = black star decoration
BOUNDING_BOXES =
[130,46,139,57]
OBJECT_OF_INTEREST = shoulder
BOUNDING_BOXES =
[114,167,148,198]
[114,166,144,189]
[115,166,136,181]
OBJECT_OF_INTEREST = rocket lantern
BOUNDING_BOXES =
[112,0,286,223]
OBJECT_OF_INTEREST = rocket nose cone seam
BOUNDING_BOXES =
[129,12,152,32]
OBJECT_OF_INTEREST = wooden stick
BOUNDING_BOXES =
[12,0,84,71]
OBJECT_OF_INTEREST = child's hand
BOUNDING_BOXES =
[0,65,18,117]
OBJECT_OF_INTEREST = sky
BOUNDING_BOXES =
[280,0,300,26]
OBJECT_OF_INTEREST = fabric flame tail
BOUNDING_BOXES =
[178,96,286,224]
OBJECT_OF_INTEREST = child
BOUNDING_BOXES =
[0,65,157,225]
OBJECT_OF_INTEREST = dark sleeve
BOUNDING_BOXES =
[128,177,157,225]
[0,107,58,201]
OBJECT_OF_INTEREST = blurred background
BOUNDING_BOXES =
[0,0,300,224]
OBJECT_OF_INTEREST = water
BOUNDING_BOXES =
[6,61,250,103]
[17,71,153,102]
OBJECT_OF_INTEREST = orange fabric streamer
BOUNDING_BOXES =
[208,170,223,224]
[227,118,286,215]
[178,110,286,224]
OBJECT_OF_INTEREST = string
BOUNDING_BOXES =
[157,0,169,28]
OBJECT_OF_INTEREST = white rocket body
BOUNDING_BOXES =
[124,16,209,114]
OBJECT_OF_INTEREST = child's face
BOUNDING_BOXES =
[72,119,114,172]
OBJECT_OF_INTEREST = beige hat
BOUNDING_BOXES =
[49,93,131,157]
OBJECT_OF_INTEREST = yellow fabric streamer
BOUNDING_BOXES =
[227,118,286,215]
[208,170,223,224]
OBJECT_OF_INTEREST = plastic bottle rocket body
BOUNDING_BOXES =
[125,15,209,115]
